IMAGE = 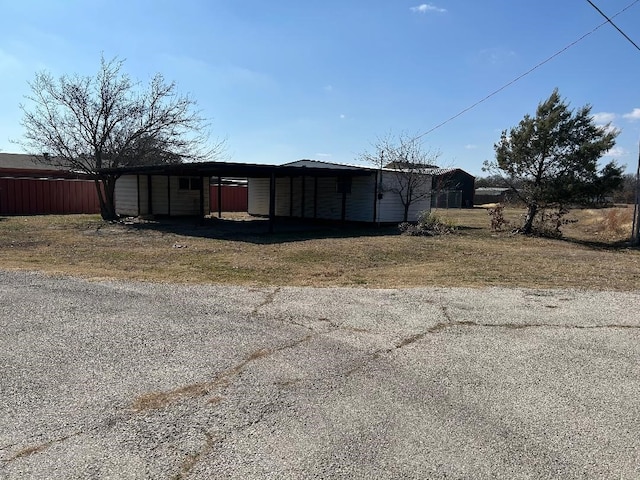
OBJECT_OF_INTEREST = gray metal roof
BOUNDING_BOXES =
[0,153,68,171]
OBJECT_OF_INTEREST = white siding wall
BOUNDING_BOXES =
[169,177,209,216]
[274,177,290,216]
[117,174,209,217]
[139,175,149,215]
[151,176,169,215]
[248,178,270,215]
[115,175,139,216]
[247,172,429,223]
[377,171,431,222]
[345,175,376,222]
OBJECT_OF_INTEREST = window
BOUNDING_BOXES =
[178,177,202,191]
[179,178,190,190]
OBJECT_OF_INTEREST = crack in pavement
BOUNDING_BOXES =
[343,314,640,378]
[251,287,281,315]
[1,426,99,465]
[131,331,318,413]
[172,429,215,480]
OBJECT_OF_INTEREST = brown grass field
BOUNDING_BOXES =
[0,206,638,290]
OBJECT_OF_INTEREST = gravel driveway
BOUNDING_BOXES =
[1,270,639,479]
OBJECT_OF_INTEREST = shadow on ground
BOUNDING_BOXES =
[121,216,400,244]
[558,236,637,251]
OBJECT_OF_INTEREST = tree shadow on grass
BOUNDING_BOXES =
[122,216,401,244]
[557,236,637,251]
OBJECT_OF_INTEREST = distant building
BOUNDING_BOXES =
[474,187,514,205]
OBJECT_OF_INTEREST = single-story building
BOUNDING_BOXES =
[106,159,434,228]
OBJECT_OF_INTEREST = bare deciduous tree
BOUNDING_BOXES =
[16,56,225,220]
[360,133,440,222]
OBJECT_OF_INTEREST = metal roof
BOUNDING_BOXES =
[0,153,69,171]
[98,160,374,178]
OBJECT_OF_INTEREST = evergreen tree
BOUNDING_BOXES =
[484,89,623,234]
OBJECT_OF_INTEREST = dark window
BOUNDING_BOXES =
[178,177,190,190]
[178,177,202,190]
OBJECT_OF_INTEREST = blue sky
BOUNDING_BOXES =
[1,0,639,176]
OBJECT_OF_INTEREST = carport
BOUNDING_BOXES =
[101,161,373,232]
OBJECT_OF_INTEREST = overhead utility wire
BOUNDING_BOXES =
[412,0,640,142]
[586,0,640,51]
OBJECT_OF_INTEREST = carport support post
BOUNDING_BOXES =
[300,175,306,218]
[199,176,205,219]
[268,172,276,233]
[217,176,222,218]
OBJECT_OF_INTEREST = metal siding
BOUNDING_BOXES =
[247,178,270,215]
[138,175,150,215]
[0,178,100,215]
[209,185,248,212]
[170,176,205,216]
[151,176,169,215]
[377,171,432,222]
[345,175,375,222]
[274,177,290,216]
[115,175,140,216]
[315,177,342,220]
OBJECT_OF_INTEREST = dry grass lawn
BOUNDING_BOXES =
[0,206,638,290]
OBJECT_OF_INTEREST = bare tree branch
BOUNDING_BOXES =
[15,55,225,219]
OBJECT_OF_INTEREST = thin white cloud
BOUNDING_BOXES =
[623,108,640,121]
[592,112,616,124]
[465,144,477,150]
[323,85,333,92]
[410,4,447,14]
[604,146,627,158]
[339,114,346,119]
[316,153,332,158]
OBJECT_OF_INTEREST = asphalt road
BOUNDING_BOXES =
[1,270,639,479]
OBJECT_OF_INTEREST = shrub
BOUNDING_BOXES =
[530,207,577,238]
[488,204,510,231]
[398,211,457,236]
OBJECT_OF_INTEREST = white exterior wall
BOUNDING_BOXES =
[248,178,270,215]
[115,174,209,217]
[248,171,430,223]
[377,171,431,222]
[115,175,139,216]
[138,175,149,215]
[345,175,376,222]
[248,175,376,221]
[151,176,169,215]
[169,176,209,216]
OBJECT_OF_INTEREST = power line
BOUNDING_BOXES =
[412,0,640,142]
[586,0,640,52]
